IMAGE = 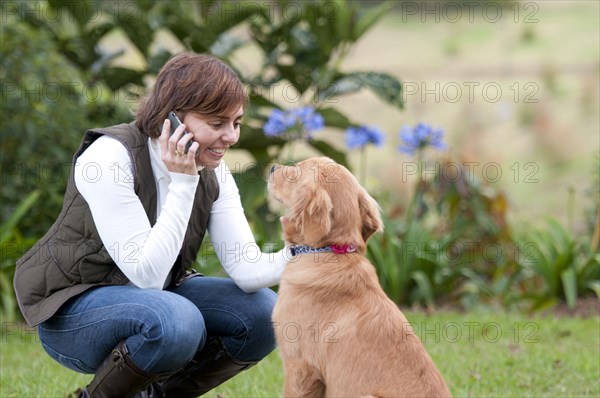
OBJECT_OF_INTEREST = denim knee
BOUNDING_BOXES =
[234,288,278,362]
[128,293,206,373]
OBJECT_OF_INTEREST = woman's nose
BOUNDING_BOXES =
[222,128,238,144]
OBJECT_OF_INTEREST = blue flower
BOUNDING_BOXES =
[264,106,324,140]
[345,125,385,150]
[294,106,324,133]
[398,123,446,155]
[263,109,291,137]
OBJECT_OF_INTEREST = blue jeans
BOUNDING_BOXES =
[38,276,277,374]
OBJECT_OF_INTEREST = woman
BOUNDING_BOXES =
[14,53,289,397]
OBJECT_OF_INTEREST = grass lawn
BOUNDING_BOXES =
[0,311,598,397]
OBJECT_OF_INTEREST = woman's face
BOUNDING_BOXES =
[182,105,243,169]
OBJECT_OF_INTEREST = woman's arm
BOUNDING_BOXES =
[208,161,290,292]
[74,135,198,289]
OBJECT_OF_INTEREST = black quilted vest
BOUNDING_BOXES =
[14,122,219,326]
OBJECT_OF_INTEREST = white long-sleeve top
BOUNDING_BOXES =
[73,134,288,292]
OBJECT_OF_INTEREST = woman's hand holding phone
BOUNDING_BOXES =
[159,115,200,176]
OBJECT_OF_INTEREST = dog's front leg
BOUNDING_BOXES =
[283,361,326,397]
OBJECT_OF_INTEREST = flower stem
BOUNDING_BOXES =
[404,151,424,234]
[286,141,296,164]
[360,147,367,187]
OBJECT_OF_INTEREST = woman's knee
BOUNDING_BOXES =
[249,288,278,328]
[234,288,278,361]
[128,293,206,371]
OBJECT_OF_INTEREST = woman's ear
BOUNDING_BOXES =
[291,183,333,246]
[358,186,383,243]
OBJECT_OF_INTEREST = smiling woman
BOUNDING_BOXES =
[178,106,244,170]
[136,53,248,140]
[13,52,289,397]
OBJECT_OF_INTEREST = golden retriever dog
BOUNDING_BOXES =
[268,157,451,398]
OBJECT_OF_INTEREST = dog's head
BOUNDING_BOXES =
[268,157,383,253]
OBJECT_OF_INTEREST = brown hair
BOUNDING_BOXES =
[136,53,248,137]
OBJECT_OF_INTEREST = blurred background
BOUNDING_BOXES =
[1,0,599,317]
[343,1,599,228]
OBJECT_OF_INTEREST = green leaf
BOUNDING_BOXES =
[585,281,600,299]
[113,1,155,56]
[206,1,268,35]
[367,239,385,267]
[368,239,388,289]
[249,92,280,109]
[232,164,269,211]
[307,139,349,167]
[579,254,600,286]
[332,72,404,109]
[529,296,558,313]
[547,218,570,247]
[0,190,40,245]
[161,4,201,45]
[332,0,352,44]
[316,77,361,102]
[524,235,555,292]
[200,0,219,20]
[353,1,395,41]
[368,217,402,303]
[0,272,17,322]
[412,271,434,308]
[303,0,347,52]
[461,269,494,296]
[210,33,247,58]
[386,233,401,298]
[97,67,145,91]
[47,0,94,27]
[318,107,352,129]
[89,48,124,76]
[561,268,578,309]
[237,125,284,151]
[277,64,314,94]
[86,22,115,44]
[147,50,174,75]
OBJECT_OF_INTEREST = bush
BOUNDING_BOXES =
[0,17,129,237]
[367,161,520,310]
[516,219,600,311]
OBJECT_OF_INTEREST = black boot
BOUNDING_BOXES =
[138,337,256,398]
[73,341,157,398]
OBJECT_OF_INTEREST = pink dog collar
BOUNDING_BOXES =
[330,244,357,254]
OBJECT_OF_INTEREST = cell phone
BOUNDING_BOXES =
[168,111,194,154]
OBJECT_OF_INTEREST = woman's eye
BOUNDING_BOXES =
[210,123,223,128]
[234,122,242,129]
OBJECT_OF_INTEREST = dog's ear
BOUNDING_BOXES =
[358,186,383,243]
[292,183,333,245]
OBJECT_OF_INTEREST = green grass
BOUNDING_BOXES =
[1,311,598,397]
